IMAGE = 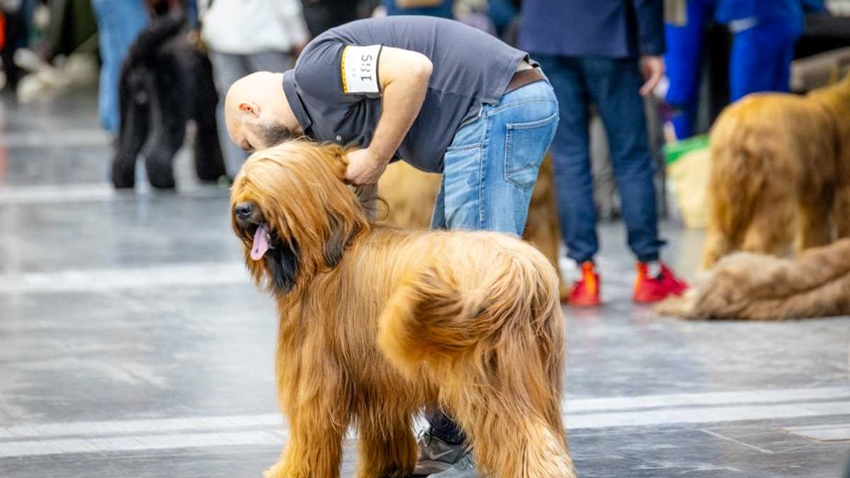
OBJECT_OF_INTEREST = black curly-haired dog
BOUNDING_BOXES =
[111,13,225,189]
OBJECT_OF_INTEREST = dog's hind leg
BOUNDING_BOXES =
[701,227,734,270]
[141,75,185,189]
[443,371,576,478]
[353,407,417,478]
[739,196,795,258]
[797,189,835,253]
[111,72,150,189]
[833,186,850,239]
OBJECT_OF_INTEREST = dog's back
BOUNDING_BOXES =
[702,79,850,268]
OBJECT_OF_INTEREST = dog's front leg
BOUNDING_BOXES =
[265,404,349,478]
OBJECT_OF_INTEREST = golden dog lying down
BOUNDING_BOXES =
[378,157,568,300]
[230,142,576,478]
[701,75,850,269]
[658,239,850,320]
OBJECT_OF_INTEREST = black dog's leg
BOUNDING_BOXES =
[192,54,226,182]
[142,74,184,190]
[111,71,150,189]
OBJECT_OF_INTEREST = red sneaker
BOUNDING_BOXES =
[569,261,601,307]
[633,262,689,303]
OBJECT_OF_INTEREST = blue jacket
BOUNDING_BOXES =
[715,0,825,25]
[519,0,664,58]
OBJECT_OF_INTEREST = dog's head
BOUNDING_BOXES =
[230,141,370,294]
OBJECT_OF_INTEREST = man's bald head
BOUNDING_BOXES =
[224,71,299,153]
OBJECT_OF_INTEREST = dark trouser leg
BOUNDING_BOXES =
[535,54,597,264]
[583,57,665,262]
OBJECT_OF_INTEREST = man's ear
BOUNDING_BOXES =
[239,102,259,118]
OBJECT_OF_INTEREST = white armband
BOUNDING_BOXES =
[341,45,382,95]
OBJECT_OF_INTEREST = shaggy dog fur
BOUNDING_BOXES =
[111,13,225,189]
[701,75,850,269]
[230,142,576,478]
[378,157,568,300]
[658,239,850,320]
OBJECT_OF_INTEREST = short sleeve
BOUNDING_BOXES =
[295,40,384,101]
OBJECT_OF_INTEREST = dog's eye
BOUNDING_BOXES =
[241,140,254,153]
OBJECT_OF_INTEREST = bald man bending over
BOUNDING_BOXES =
[225,16,558,478]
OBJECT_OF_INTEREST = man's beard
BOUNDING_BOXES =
[253,121,295,148]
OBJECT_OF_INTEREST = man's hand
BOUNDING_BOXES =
[639,55,665,97]
[345,149,388,185]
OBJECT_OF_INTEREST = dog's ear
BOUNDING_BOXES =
[323,214,348,268]
[353,184,379,221]
[267,239,300,293]
[322,211,365,268]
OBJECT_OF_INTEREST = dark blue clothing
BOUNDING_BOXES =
[521,0,666,263]
[519,0,664,58]
[665,0,717,139]
[714,0,818,101]
[729,21,801,101]
[383,0,452,18]
[715,0,813,25]
[536,55,665,263]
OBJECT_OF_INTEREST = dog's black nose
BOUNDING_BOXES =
[235,203,253,221]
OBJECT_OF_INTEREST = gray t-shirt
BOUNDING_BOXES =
[282,16,527,173]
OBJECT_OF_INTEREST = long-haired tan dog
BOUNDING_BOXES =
[701,75,850,269]
[230,141,576,478]
[379,157,568,299]
[659,239,850,320]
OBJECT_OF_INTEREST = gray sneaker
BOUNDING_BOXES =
[412,429,469,477]
[426,450,480,478]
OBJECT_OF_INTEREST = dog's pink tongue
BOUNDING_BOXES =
[251,224,270,261]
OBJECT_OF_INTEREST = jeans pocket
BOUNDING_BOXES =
[504,112,559,190]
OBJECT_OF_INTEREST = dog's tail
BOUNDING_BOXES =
[123,13,186,69]
[666,240,850,320]
[378,259,575,477]
[377,258,563,384]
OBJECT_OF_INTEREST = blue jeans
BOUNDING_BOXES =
[665,0,717,139]
[536,55,665,264]
[426,78,557,445]
[431,80,559,236]
[729,21,801,102]
[91,0,148,135]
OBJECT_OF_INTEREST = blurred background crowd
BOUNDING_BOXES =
[0,0,849,211]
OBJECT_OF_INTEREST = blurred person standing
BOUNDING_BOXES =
[519,0,689,306]
[1,0,26,92]
[664,0,717,139]
[90,0,148,134]
[199,0,309,178]
[716,0,827,102]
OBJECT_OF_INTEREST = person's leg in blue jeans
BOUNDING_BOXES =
[584,57,665,263]
[90,0,148,135]
[432,80,559,234]
[534,55,597,265]
[424,79,558,477]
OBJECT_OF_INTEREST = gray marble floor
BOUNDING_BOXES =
[0,89,848,478]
